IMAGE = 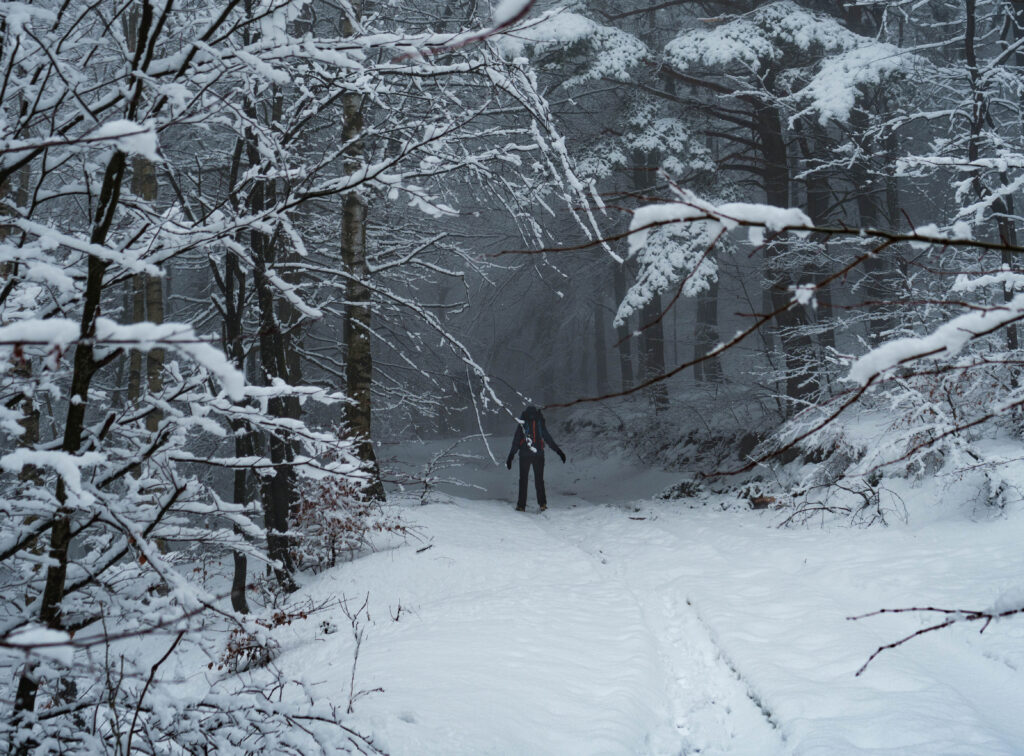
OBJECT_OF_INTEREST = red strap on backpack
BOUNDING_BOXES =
[518,420,544,450]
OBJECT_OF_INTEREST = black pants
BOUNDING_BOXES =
[517,453,546,509]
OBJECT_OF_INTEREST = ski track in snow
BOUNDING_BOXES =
[546,513,784,755]
[279,447,1024,755]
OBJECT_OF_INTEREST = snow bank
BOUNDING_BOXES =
[281,501,679,755]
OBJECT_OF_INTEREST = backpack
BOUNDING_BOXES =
[518,411,544,453]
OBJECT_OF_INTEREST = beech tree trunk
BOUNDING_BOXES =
[641,295,669,410]
[128,273,144,402]
[797,120,836,355]
[241,5,298,590]
[341,14,385,501]
[594,296,609,396]
[850,111,892,345]
[13,148,126,727]
[694,277,723,382]
[124,8,164,422]
[612,265,634,391]
[145,271,164,431]
[217,137,252,614]
[970,0,1020,351]
[756,103,818,412]
[2,163,38,475]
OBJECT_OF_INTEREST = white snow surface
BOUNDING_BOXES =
[270,440,1024,755]
[88,120,159,160]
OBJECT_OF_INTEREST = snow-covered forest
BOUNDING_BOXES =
[1,0,1024,752]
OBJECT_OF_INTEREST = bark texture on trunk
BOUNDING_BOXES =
[612,265,634,391]
[797,121,836,355]
[144,272,164,431]
[14,147,126,724]
[126,4,164,416]
[216,137,253,614]
[641,295,669,410]
[694,277,722,382]
[247,141,299,589]
[128,273,145,401]
[756,103,817,412]
[593,296,609,397]
[850,111,892,345]
[340,16,385,501]
[238,5,300,589]
[968,1,1020,350]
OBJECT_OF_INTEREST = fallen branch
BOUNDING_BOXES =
[848,604,1024,676]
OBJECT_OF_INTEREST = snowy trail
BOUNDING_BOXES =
[287,499,784,755]
[545,514,784,755]
[547,503,1024,755]
[279,447,1024,755]
[290,501,691,754]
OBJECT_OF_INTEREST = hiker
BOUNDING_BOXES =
[506,406,566,512]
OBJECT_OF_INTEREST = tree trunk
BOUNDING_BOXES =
[988,3,1022,350]
[756,103,817,412]
[593,296,609,396]
[641,295,669,410]
[850,110,892,345]
[341,14,385,501]
[144,272,164,432]
[797,120,836,355]
[612,264,634,391]
[13,147,126,727]
[213,137,253,614]
[1,163,38,477]
[694,276,723,382]
[246,140,299,589]
[235,7,299,589]
[128,273,145,401]
[126,6,163,419]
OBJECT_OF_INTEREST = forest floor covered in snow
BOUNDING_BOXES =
[274,439,1024,755]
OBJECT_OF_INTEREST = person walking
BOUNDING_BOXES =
[506,406,565,512]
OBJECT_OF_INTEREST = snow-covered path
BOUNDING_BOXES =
[280,447,1024,755]
[293,500,747,754]
[551,504,1024,755]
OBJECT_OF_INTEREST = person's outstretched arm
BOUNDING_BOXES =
[507,425,523,469]
[542,422,566,462]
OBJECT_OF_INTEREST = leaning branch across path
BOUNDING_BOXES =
[499,190,1024,473]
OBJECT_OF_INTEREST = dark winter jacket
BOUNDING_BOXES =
[507,406,563,463]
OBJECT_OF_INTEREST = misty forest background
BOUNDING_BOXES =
[2,0,1024,753]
